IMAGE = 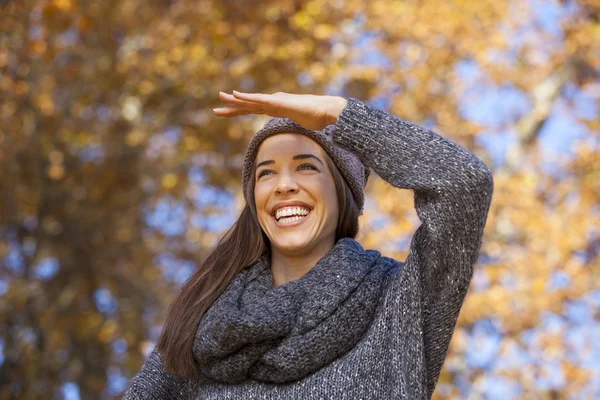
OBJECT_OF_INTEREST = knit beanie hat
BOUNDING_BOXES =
[242,117,371,215]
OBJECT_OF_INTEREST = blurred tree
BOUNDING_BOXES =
[0,0,597,398]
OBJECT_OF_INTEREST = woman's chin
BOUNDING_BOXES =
[269,234,315,253]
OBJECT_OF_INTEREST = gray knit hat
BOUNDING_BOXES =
[242,117,370,215]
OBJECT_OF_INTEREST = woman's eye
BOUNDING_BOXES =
[298,163,317,171]
[257,164,317,179]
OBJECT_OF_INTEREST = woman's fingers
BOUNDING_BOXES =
[214,90,281,118]
[219,91,256,107]
[232,90,273,103]
[213,104,258,117]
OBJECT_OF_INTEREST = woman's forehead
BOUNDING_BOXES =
[256,134,323,158]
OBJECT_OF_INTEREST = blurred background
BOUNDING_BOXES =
[0,0,598,398]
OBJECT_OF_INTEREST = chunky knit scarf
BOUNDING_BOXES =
[193,237,392,384]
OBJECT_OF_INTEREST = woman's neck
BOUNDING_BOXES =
[270,239,335,288]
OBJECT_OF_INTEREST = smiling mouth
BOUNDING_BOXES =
[271,209,313,227]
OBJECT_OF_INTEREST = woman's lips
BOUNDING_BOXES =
[271,209,313,228]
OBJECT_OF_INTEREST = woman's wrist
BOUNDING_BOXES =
[326,96,348,126]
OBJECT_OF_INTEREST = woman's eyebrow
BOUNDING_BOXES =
[256,154,324,170]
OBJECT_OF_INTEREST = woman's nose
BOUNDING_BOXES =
[274,173,299,194]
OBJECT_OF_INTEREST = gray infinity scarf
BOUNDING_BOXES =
[193,237,392,384]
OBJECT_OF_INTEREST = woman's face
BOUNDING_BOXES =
[254,133,339,255]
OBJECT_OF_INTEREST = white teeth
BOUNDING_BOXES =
[278,214,307,224]
[275,206,310,221]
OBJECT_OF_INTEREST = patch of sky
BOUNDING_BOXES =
[32,257,60,280]
[367,96,391,111]
[29,26,44,40]
[455,60,534,167]
[500,271,518,290]
[368,211,389,230]
[193,185,234,208]
[577,323,600,369]
[62,382,80,400]
[587,290,600,308]
[529,0,579,38]
[202,213,237,232]
[454,373,473,395]
[520,327,539,349]
[565,323,597,366]
[392,236,411,252]
[546,270,571,291]
[188,166,206,184]
[0,338,4,366]
[297,71,313,87]
[420,117,438,131]
[579,379,600,400]
[477,252,502,265]
[436,382,452,398]
[22,238,36,257]
[142,306,158,325]
[77,105,97,120]
[537,101,589,159]
[495,339,531,371]
[4,245,24,275]
[484,45,517,69]
[94,288,118,315]
[190,186,237,231]
[56,27,79,47]
[571,250,591,264]
[79,144,105,163]
[146,125,182,160]
[562,189,580,210]
[475,130,518,169]
[0,280,7,296]
[541,311,566,334]
[539,158,572,180]
[19,328,36,345]
[508,5,560,52]
[240,76,255,91]
[112,338,128,354]
[23,215,38,231]
[570,83,600,121]
[107,367,129,396]
[150,325,162,342]
[482,375,522,400]
[163,125,182,144]
[564,298,593,325]
[352,29,393,69]
[155,253,196,285]
[459,83,530,129]
[96,104,116,122]
[455,59,484,87]
[145,196,186,236]
[466,318,503,369]
[346,12,367,36]
[397,40,428,70]
[536,360,566,391]
[471,268,490,291]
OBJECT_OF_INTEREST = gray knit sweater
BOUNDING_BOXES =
[124,97,494,399]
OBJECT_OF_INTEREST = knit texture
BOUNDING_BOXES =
[193,238,391,384]
[124,97,494,399]
[241,118,371,215]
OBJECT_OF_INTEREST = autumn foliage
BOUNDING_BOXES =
[0,0,598,398]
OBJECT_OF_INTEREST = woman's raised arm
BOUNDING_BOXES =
[330,97,494,397]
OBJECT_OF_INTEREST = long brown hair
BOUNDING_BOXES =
[156,145,362,378]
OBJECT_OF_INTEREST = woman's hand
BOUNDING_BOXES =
[213,91,348,131]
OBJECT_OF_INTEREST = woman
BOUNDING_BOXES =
[124,91,494,399]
